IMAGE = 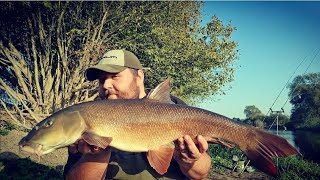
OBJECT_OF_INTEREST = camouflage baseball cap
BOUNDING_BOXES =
[85,49,143,81]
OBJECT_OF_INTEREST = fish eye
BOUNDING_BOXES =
[45,120,53,128]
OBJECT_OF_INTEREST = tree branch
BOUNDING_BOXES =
[0,99,31,129]
[28,17,43,106]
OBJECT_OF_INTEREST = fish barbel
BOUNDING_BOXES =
[19,79,300,176]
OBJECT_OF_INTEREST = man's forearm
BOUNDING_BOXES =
[66,149,111,180]
[178,152,211,179]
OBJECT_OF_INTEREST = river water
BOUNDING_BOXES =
[269,129,320,163]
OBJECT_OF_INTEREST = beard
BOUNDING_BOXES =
[106,81,140,100]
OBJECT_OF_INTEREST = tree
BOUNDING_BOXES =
[264,113,289,129]
[253,119,264,129]
[288,72,320,129]
[0,1,238,128]
[244,105,265,122]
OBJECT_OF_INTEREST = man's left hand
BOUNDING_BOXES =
[173,135,209,165]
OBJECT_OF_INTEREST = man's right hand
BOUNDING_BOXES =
[68,139,107,155]
[66,139,111,180]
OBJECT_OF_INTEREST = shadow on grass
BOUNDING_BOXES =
[0,152,63,180]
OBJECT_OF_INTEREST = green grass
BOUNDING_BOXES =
[208,144,320,179]
[275,156,320,180]
[208,144,248,175]
[0,121,16,136]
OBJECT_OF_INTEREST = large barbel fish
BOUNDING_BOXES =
[19,79,300,176]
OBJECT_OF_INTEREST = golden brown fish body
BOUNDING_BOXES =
[74,99,245,151]
[20,99,239,152]
[19,79,300,176]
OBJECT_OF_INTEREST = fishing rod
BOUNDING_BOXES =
[281,48,320,110]
[265,48,320,130]
[262,48,319,125]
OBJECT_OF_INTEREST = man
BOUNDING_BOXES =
[64,49,211,179]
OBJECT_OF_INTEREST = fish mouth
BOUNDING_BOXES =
[19,142,58,156]
[19,142,45,156]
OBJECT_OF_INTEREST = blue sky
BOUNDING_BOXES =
[198,1,320,119]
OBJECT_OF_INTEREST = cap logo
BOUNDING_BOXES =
[99,50,125,66]
[104,55,117,59]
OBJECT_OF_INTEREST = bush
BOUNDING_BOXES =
[274,156,320,179]
[209,144,320,179]
[0,121,16,136]
[209,144,248,174]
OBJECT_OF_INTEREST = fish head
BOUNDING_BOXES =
[19,110,85,156]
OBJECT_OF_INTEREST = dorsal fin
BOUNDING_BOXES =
[147,78,174,104]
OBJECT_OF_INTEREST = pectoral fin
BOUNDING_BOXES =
[147,145,174,175]
[82,131,112,149]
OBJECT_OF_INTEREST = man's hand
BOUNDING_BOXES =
[174,135,208,164]
[66,139,111,180]
[68,139,105,155]
[173,135,211,179]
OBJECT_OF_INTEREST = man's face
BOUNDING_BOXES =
[98,68,140,100]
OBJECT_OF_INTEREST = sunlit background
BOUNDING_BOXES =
[199,1,320,119]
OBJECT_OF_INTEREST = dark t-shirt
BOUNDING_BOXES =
[63,96,188,180]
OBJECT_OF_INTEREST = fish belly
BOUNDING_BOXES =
[103,122,185,152]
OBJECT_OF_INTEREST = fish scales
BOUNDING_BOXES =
[67,99,248,151]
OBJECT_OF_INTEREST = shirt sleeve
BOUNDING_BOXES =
[170,95,187,105]
[63,151,82,179]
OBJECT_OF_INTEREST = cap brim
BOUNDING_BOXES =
[85,64,127,81]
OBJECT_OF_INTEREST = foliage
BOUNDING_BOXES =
[294,130,320,163]
[208,144,247,174]
[288,72,320,130]
[0,120,16,136]
[243,105,265,126]
[244,105,265,120]
[0,158,63,180]
[242,105,291,128]
[0,1,238,126]
[209,144,320,179]
[264,113,290,129]
[275,156,320,180]
[252,119,265,128]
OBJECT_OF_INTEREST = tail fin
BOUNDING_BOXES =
[241,129,300,176]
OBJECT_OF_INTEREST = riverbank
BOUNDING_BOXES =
[268,129,320,164]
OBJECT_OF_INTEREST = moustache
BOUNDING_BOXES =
[105,89,118,96]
